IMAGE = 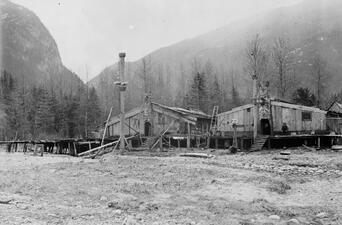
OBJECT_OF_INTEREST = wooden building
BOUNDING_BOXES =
[106,101,211,138]
[217,100,327,137]
[326,101,342,134]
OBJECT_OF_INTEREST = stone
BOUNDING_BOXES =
[287,218,300,224]
[100,196,108,201]
[114,209,122,215]
[122,216,139,225]
[315,212,329,218]
[269,215,280,220]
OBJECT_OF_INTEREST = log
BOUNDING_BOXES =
[179,153,214,158]
[0,199,12,204]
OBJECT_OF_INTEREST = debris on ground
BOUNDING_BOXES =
[0,149,341,225]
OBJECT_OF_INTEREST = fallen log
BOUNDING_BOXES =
[0,199,12,204]
[179,153,214,158]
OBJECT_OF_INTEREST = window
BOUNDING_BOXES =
[302,111,312,121]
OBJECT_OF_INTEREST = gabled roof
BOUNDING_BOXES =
[327,101,342,114]
[108,102,210,126]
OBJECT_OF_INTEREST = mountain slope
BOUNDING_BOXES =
[90,0,342,111]
[0,0,84,93]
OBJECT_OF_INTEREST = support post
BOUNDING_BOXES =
[119,53,126,151]
[215,138,219,149]
[252,76,259,141]
[317,137,321,149]
[101,107,113,146]
[40,144,44,157]
[73,142,77,156]
[187,122,191,149]
[159,136,163,152]
[168,137,171,148]
[34,144,37,156]
[68,142,71,155]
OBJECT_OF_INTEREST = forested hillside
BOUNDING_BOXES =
[0,0,102,140]
[90,0,342,117]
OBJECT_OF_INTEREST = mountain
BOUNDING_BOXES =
[90,0,342,112]
[0,0,84,93]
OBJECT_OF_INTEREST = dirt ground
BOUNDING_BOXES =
[0,148,341,225]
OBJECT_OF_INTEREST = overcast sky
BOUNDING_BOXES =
[12,0,302,81]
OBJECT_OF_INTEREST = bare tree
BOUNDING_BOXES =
[244,34,269,82]
[310,54,329,107]
[272,37,294,98]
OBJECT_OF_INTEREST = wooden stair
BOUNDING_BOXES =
[250,135,269,152]
[141,137,158,149]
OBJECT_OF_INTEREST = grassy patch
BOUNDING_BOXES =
[268,180,291,194]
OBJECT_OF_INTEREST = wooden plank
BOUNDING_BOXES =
[101,107,113,145]
[78,140,119,156]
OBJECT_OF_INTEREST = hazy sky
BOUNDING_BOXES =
[12,0,302,81]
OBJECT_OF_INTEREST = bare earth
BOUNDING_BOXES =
[0,149,341,225]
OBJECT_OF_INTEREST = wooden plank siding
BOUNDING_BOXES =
[217,101,327,135]
[106,102,210,137]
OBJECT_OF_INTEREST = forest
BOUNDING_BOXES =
[114,34,342,118]
[0,70,102,140]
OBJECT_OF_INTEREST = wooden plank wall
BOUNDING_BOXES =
[272,105,326,132]
[218,104,326,133]
[327,118,342,134]
[217,107,254,132]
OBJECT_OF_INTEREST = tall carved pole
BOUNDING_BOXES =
[119,53,126,150]
[252,75,259,140]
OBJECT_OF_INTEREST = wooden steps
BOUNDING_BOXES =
[250,135,269,152]
[141,137,158,149]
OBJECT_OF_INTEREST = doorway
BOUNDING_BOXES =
[260,119,271,135]
[144,121,152,136]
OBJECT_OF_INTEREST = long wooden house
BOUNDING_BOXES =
[217,100,327,137]
[106,101,211,138]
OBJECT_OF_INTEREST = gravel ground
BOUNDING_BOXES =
[0,149,341,225]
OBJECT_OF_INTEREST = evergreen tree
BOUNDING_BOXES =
[292,88,316,106]
[86,87,102,137]
[209,75,221,112]
[188,71,208,112]
[35,87,55,136]
[231,77,241,108]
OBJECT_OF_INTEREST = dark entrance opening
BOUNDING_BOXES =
[260,119,271,135]
[144,121,151,136]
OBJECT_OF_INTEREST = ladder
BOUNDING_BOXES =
[209,106,219,131]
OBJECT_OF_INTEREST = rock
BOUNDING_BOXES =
[269,215,280,220]
[122,216,139,225]
[114,209,122,215]
[287,218,300,224]
[315,212,329,218]
[100,196,108,201]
